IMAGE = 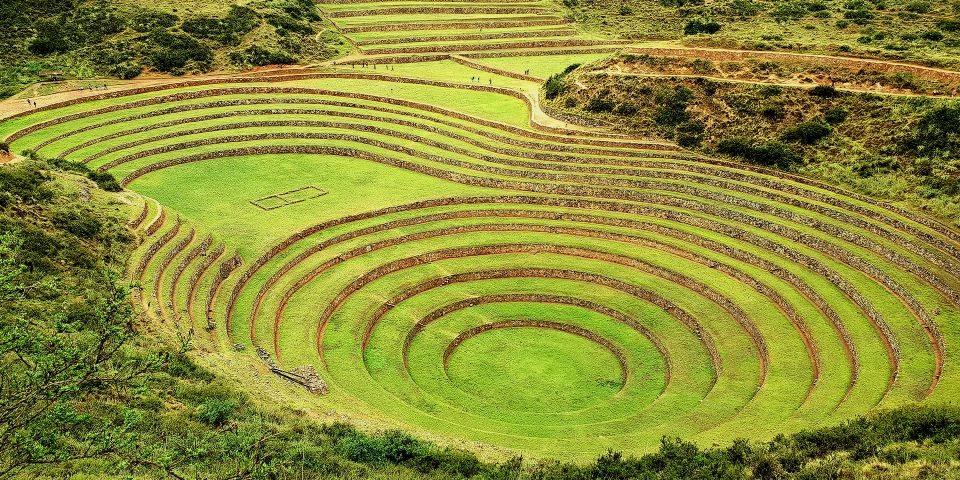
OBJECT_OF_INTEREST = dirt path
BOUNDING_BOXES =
[625,46,960,85]
[586,70,960,99]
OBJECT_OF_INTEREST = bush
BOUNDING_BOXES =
[586,97,615,113]
[86,171,121,192]
[29,19,73,55]
[939,20,960,32]
[544,73,567,100]
[181,5,259,45]
[717,137,802,168]
[654,86,693,126]
[781,121,832,144]
[810,84,839,97]
[0,163,52,204]
[130,10,178,32]
[824,108,849,125]
[52,208,103,239]
[196,398,237,426]
[684,19,722,35]
[0,142,8,154]
[148,31,213,73]
[902,103,960,157]
[229,45,296,67]
[267,14,315,35]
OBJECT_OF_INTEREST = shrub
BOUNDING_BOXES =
[0,142,8,154]
[52,208,103,239]
[229,46,296,67]
[196,398,237,426]
[654,87,693,126]
[902,103,960,157]
[181,5,259,45]
[544,73,568,100]
[810,84,839,97]
[761,104,786,120]
[614,102,638,116]
[920,30,944,41]
[905,1,932,13]
[939,20,960,32]
[684,19,722,35]
[0,163,52,204]
[29,19,73,55]
[86,171,121,192]
[824,107,849,125]
[781,121,832,144]
[717,137,802,168]
[586,97,615,113]
[148,31,213,73]
[130,10,178,32]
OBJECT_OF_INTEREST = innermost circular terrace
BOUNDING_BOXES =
[444,321,627,413]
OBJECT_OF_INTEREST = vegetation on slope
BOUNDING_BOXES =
[0,105,959,479]
[543,60,960,224]
[564,0,960,68]
[0,0,350,99]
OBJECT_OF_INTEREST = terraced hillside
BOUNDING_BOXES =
[319,0,627,59]
[3,57,960,461]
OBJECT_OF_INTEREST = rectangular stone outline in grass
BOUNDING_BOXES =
[251,186,329,210]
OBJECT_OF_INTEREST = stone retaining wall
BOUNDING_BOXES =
[341,18,565,33]
[355,28,576,46]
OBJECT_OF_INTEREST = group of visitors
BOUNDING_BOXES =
[470,77,493,84]
[80,84,109,91]
[352,63,395,71]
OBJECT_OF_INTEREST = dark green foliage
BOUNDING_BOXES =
[661,0,705,6]
[677,120,706,146]
[718,137,802,168]
[684,19,722,35]
[824,107,849,124]
[761,103,786,120]
[544,67,578,100]
[181,5,260,46]
[196,398,238,426]
[0,163,51,204]
[781,121,832,144]
[939,20,960,32]
[545,75,566,100]
[52,207,103,239]
[267,14,315,35]
[130,10,178,33]
[902,103,960,157]
[86,170,121,192]
[921,30,944,41]
[28,6,125,55]
[229,45,296,67]
[147,31,213,74]
[809,84,839,97]
[44,156,122,192]
[654,86,693,125]
[586,97,616,112]
[0,143,8,154]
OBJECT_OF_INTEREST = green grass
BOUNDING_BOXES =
[4,73,960,462]
[468,53,613,77]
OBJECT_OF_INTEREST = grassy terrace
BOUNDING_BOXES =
[3,65,959,462]
[316,0,626,56]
